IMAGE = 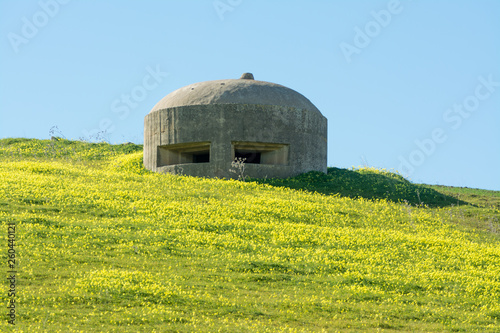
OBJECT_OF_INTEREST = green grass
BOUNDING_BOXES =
[252,167,471,208]
[0,138,499,332]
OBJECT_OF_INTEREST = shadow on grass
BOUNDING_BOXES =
[251,167,469,208]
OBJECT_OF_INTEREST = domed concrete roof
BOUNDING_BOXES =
[150,73,321,114]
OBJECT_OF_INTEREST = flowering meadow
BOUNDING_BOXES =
[0,138,499,332]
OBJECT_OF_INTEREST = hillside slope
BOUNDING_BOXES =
[0,139,499,332]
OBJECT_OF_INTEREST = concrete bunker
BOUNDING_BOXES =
[144,73,327,179]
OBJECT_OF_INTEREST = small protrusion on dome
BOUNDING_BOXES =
[240,73,254,80]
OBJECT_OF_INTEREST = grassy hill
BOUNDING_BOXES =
[0,138,499,332]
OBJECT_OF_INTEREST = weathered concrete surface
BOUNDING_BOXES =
[150,77,322,116]
[144,74,327,179]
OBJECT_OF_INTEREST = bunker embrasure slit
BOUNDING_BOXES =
[232,142,289,165]
[157,142,210,167]
[235,150,261,164]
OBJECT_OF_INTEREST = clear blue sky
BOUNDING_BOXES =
[1,0,499,190]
